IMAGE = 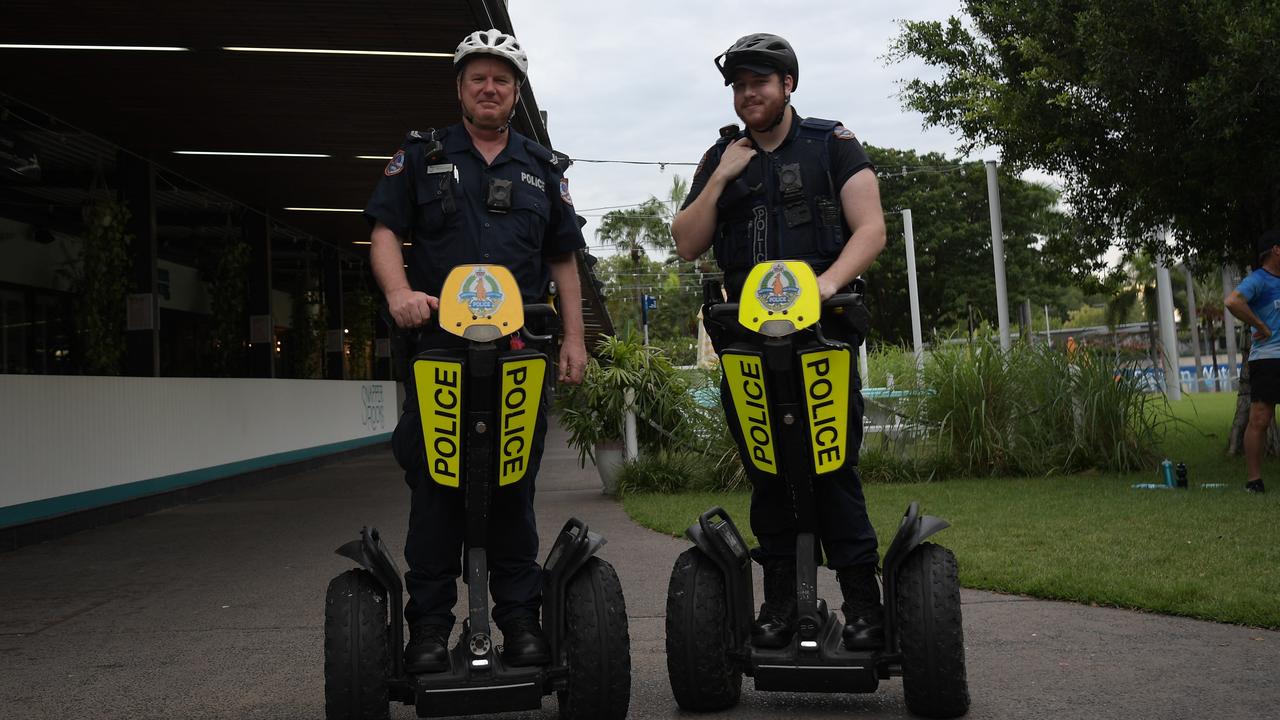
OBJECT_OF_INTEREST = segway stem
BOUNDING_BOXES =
[463,341,499,665]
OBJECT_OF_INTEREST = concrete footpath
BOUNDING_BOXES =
[1,420,1277,719]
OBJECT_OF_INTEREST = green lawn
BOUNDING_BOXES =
[623,392,1280,628]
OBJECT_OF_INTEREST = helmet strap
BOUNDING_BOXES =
[762,91,791,132]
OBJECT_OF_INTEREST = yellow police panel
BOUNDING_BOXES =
[415,358,464,487]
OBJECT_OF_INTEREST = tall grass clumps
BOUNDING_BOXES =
[910,339,1170,476]
[614,448,723,496]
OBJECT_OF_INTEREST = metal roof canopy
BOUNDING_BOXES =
[0,0,549,257]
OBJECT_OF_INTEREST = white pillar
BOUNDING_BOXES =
[985,161,1011,350]
[623,387,638,461]
[1182,263,1203,392]
[1222,266,1240,390]
[902,209,924,369]
[859,339,869,384]
[1155,247,1182,401]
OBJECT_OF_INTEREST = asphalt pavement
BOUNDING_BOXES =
[0,420,1276,719]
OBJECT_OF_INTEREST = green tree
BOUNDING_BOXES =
[76,197,133,375]
[210,231,250,377]
[866,147,1093,345]
[595,176,704,346]
[889,0,1280,262]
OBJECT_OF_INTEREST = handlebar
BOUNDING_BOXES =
[705,286,865,326]
[380,303,559,345]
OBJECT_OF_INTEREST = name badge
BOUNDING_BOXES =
[427,163,454,175]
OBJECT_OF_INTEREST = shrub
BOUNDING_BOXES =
[615,449,723,496]
[909,339,1168,476]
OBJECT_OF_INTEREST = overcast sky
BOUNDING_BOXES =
[506,0,989,256]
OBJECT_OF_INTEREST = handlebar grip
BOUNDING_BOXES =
[707,302,740,322]
[520,303,558,344]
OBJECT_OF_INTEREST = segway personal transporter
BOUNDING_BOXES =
[324,264,631,720]
[665,261,969,718]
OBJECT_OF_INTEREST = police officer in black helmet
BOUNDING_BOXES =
[672,33,889,651]
[364,28,589,674]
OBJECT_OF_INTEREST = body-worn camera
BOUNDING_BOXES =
[487,177,512,213]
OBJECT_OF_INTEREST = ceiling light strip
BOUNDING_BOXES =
[285,207,363,213]
[175,151,330,158]
[0,44,189,51]
[223,46,451,58]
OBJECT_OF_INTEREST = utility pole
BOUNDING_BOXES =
[902,209,924,369]
[985,160,1011,350]
[1155,239,1182,401]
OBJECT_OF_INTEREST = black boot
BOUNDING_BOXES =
[837,566,884,650]
[501,615,550,667]
[404,622,451,673]
[751,558,797,649]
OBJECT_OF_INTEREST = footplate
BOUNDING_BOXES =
[413,644,544,717]
[750,611,879,693]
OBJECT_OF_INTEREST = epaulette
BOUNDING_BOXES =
[799,117,841,134]
[403,128,447,163]
[404,128,445,144]
[524,138,573,173]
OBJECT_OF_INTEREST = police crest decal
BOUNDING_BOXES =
[384,149,406,176]
[457,267,505,316]
[756,262,801,312]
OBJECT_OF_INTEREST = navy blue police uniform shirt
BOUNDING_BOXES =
[363,123,585,303]
[682,112,873,296]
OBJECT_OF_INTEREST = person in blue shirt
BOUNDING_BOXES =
[1225,228,1280,493]
[363,28,589,673]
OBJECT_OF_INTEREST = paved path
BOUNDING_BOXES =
[1,421,1276,719]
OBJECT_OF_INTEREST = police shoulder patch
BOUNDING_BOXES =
[695,150,709,179]
[384,149,406,176]
[559,176,573,206]
[833,125,857,141]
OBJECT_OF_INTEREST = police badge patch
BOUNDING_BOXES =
[833,125,857,141]
[384,149,406,176]
[560,176,573,205]
[756,262,802,312]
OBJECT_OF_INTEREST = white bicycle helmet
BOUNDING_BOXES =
[454,29,528,81]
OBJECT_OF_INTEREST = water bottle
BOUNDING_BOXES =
[1161,459,1174,487]
[1175,463,1188,489]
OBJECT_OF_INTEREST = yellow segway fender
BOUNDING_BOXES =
[497,354,545,486]
[438,264,524,341]
[414,357,464,487]
[738,261,821,337]
[721,350,777,475]
[799,346,851,474]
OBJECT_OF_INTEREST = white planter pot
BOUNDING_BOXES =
[594,440,625,495]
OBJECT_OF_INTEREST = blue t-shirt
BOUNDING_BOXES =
[1235,268,1280,360]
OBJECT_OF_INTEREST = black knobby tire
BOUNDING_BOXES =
[324,569,391,720]
[664,547,742,711]
[558,556,631,720]
[896,542,970,718]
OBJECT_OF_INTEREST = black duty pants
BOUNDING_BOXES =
[392,332,547,629]
[713,314,879,570]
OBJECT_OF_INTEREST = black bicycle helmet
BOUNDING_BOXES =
[714,33,799,89]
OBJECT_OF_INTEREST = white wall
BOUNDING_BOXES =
[0,376,394,524]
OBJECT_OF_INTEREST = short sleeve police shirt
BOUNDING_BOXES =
[364,123,585,302]
[681,113,873,212]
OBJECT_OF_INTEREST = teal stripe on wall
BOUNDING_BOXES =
[0,433,392,528]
